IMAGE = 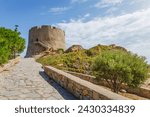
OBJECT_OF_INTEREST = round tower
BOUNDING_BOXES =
[26,25,66,57]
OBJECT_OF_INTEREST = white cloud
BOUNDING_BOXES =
[77,13,91,21]
[84,13,90,17]
[101,0,123,4]
[106,7,118,14]
[57,8,150,63]
[48,7,70,14]
[95,0,124,8]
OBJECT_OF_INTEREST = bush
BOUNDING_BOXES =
[0,37,10,64]
[37,50,92,73]
[92,50,149,93]
[57,48,64,54]
[0,27,25,65]
[86,45,102,57]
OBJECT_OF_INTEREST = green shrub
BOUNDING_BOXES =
[0,26,25,64]
[86,45,101,56]
[57,48,64,54]
[148,65,150,72]
[37,50,92,73]
[92,50,149,93]
[0,37,10,64]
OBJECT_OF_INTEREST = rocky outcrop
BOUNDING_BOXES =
[65,45,84,53]
[109,44,127,52]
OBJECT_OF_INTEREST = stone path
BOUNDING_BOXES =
[0,58,76,100]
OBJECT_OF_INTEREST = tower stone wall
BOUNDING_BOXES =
[26,25,66,57]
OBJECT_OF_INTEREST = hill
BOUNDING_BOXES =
[37,44,128,75]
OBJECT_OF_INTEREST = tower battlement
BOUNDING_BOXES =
[30,25,64,32]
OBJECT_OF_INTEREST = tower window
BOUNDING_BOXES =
[36,38,39,42]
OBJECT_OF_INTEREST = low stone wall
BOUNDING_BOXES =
[0,57,20,73]
[64,71,97,83]
[125,86,150,99]
[65,71,150,99]
[44,66,128,100]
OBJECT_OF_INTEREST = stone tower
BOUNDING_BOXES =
[26,25,66,57]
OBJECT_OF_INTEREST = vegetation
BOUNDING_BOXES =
[37,44,149,93]
[37,44,128,74]
[148,65,150,78]
[0,36,10,64]
[0,26,25,65]
[92,50,149,93]
[148,65,150,72]
[37,50,92,73]
[57,48,64,54]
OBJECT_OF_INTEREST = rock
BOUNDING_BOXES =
[93,91,99,100]
[120,89,127,93]
[109,44,127,52]
[57,64,63,67]
[65,45,84,53]
[109,44,116,48]
[83,90,88,96]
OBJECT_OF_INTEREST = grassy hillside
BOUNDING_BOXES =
[36,44,128,74]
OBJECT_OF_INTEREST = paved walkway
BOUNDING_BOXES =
[0,58,76,100]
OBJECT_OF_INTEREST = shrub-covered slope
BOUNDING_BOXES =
[37,44,128,74]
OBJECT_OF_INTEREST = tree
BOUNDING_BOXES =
[0,26,25,64]
[14,25,19,32]
[92,50,149,93]
[0,36,10,64]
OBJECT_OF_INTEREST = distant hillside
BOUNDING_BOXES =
[37,44,128,74]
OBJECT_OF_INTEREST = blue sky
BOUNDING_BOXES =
[0,0,150,63]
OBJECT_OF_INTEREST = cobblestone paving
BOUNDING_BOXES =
[0,58,76,100]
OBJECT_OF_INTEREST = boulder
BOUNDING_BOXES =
[65,45,84,53]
